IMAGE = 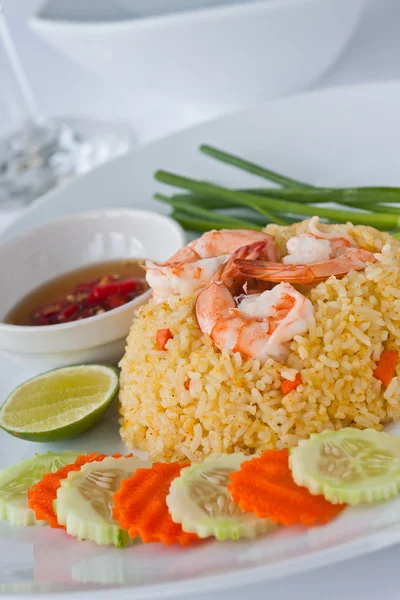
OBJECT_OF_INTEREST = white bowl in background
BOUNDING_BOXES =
[30,0,366,109]
[0,209,185,369]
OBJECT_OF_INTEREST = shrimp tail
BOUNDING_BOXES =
[234,259,316,284]
[218,241,274,293]
[260,238,278,263]
[234,255,373,284]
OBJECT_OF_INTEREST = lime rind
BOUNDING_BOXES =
[0,451,79,526]
[0,365,119,442]
[56,455,150,547]
[166,453,275,541]
[289,428,400,505]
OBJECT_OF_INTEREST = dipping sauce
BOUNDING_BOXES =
[4,259,148,327]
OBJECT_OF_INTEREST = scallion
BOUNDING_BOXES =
[155,170,400,230]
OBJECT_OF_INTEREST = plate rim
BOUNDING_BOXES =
[4,78,400,244]
[5,521,400,600]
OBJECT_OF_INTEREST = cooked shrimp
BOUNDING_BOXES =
[235,216,376,284]
[283,234,350,265]
[282,216,353,265]
[146,229,277,302]
[234,247,376,285]
[282,217,354,265]
[167,229,277,263]
[146,255,229,302]
[307,216,354,243]
[196,244,314,362]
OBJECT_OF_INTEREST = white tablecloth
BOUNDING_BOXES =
[1,0,400,598]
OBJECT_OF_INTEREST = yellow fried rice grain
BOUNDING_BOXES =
[119,221,400,462]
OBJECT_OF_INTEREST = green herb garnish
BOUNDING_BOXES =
[153,144,400,235]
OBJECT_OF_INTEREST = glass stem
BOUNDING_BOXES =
[0,4,38,119]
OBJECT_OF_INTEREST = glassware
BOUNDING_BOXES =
[0,4,133,208]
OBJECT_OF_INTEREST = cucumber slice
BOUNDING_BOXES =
[0,451,79,526]
[289,428,400,505]
[166,453,275,540]
[56,455,151,547]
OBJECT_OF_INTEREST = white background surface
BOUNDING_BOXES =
[1,0,400,598]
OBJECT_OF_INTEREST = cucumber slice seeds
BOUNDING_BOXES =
[289,428,400,505]
[0,451,79,526]
[166,453,275,540]
[56,455,151,547]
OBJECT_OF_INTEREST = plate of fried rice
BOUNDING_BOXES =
[2,81,400,598]
[120,219,400,462]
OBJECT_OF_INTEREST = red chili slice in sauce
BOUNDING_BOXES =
[88,280,138,304]
[107,295,128,310]
[30,274,146,326]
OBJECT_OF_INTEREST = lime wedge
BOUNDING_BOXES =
[0,365,119,442]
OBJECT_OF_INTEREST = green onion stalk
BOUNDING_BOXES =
[153,144,400,236]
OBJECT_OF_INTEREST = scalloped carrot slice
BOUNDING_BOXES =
[28,452,122,528]
[113,461,199,546]
[229,449,345,526]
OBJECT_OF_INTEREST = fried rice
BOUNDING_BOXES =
[119,221,400,462]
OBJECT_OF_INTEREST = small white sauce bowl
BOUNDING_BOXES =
[0,209,185,369]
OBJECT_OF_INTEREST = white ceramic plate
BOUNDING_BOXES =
[2,81,400,599]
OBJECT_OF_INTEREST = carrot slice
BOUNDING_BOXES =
[373,350,398,387]
[113,461,199,546]
[229,449,345,526]
[281,373,302,395]
[28,452,122,528]
[156,328,173,350]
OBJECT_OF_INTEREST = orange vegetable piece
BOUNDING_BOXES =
[373,350,398,387]
[28,452,122,528]
[281,372,302,395]
[113,461,199,546]
[156,328,173,350]
[184,379,191,391]
[229,449,345,526]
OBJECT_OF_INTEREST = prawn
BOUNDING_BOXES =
[235,216,376,285]
[282,216,354,265]
[146,229,277,302]
[167,229,277,263]
[146,255,229,302]
[196,243,314,363]
[234,247,376,285]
